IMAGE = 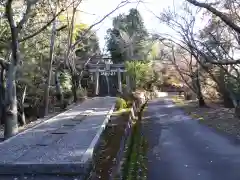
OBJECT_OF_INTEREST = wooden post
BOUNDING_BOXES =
[95,69,99,96]
[117,68,122,93]
[126,74,130,93]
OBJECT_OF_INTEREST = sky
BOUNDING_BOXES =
[78,0,183,52]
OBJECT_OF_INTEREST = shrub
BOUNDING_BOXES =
[126,100,133,108]
[63,91,73,100]
[116,97,128,110]
[77,88,88,98]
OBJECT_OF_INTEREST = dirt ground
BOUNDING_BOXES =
[90,110,130,180]
[172,96,240,139]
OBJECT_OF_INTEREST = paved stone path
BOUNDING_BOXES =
[0,97,116,179]
[143,97,240,180]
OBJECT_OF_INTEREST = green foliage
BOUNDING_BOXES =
[59,72,72,92]
[106,8,149,63]
[63,91,73,100]
[106,28,126,63]
[0,1,102,120]
[76,88,88,98]
[74,25,101,59]
[125,60,154,89]
[72,23,88,41]
[116,97,128,110]
[225,75,240,97]
[122,121,148,180]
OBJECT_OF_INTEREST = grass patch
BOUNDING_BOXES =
[121,121,147,180]
[112,108,131,116]
[120,102,148,180]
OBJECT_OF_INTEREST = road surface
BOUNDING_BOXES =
[143,98,240,180]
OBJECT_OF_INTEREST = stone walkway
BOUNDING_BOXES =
[0,103,79,141]
[0,97,116,179]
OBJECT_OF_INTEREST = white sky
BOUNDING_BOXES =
[78,0,184,51]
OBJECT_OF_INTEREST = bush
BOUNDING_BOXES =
[63,91,73,100]
[77,88,88,98]
[116,97,128,110]
[126,100,133,108]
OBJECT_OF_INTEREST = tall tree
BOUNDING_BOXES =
[0,0,129,139]
[2,0,79,138]
[75,25,101,59]
[106,8,148,63]
[42,2,58,116]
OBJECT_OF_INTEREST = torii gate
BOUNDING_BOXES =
[87,60,131,96]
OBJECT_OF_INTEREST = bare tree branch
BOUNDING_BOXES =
[19,0,77,42]
[186,0,240,34]
[16,0,39,32]
[71,0,130,50]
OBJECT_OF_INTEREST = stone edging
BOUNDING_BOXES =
[80,102,116,175]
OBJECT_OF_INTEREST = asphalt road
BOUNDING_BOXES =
[143,98,240,180]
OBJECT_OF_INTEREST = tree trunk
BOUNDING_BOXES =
[71,73,78,102]
[65,6,77,67]
[18,86,26,126]
[198,95,206,107]
[193,68,206,107]
[65,6,78,102]
[215,67,234,108]
[4,78,18,139]
[55,71,63,104]
[222,90,234,108]
[234,101,240,118]
[196,75,206,107]
[0,67,5,124]
[42,14,57,117]
[4,1,20,139]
